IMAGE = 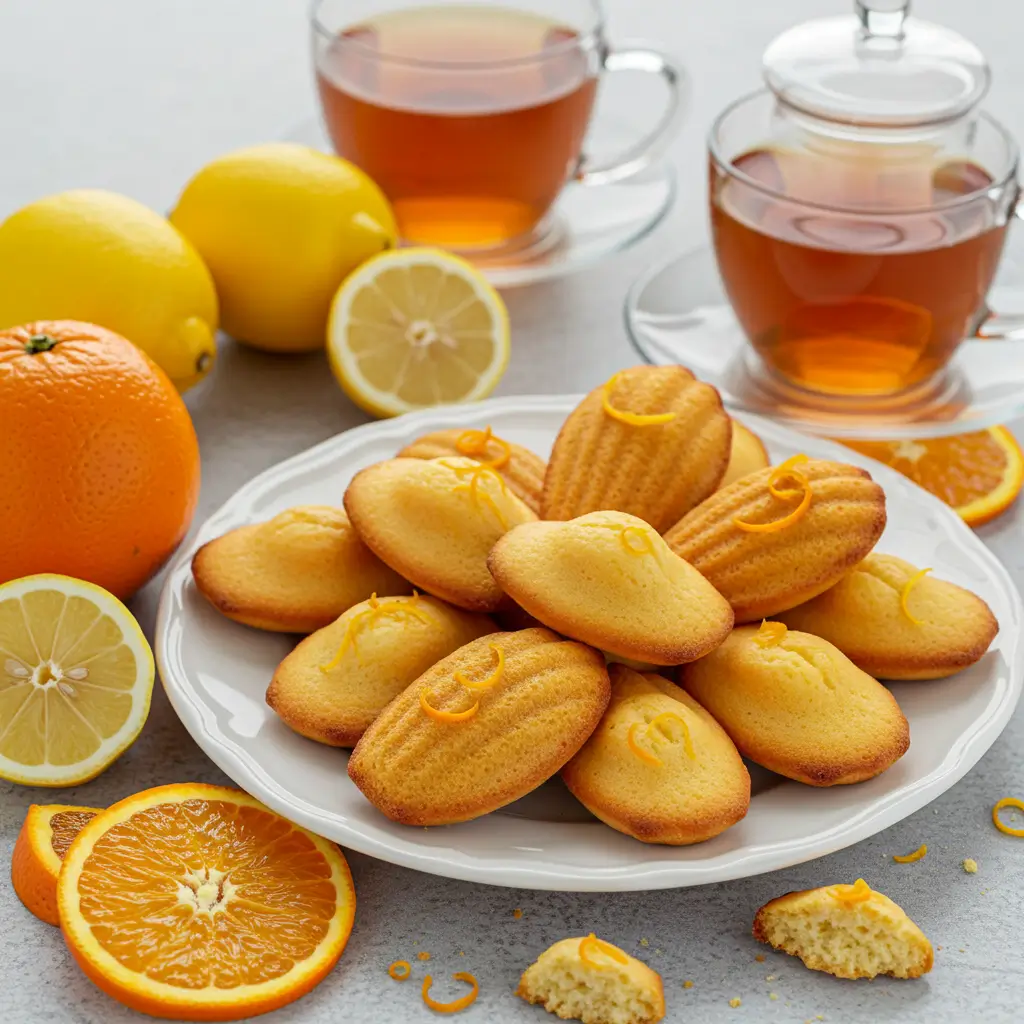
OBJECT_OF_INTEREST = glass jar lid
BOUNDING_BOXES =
[763,1,990,127]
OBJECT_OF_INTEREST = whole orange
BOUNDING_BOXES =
[0,321,200,598]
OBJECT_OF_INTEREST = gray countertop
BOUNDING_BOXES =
[1,1,1022,1021]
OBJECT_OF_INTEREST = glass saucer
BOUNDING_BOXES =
[286,118,677,289]
[624,239,1024,440]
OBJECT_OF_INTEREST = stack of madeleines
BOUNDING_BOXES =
[192,365,999,847]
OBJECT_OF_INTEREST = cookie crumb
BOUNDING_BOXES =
[458,951,465,957]
[729,997,742,1008]
[639,938,649,947]
[512,908,523,919]
[417,952,431,961]
[683,980,694,989]
[654,948,662,955]
[754,953,765,962]
[962,858,978,874]
[769,992,778,1001]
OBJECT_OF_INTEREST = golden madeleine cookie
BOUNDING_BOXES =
[517,934,665,1024]
[344,457,536,612]
[348,628,610,826]
[665,457,886,621]
[562,665,750,845]
[754,878,934,980]
[541,365,732,532]
[398,425,546,513]
[267,594,494,746]
[779,553,998,680]
[192,505,410,633]
[681,623,909,786]
[719,421,771,489]
[488,511,734,665]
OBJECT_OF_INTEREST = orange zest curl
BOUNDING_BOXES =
[755,621,788,647]
[992,797,1024,837]
[649,711,696,760]
[578,934,629,970]
[734,456,813,533]
[454,644,505,692]
[900,568,933,626]
[893,844,928,863]
[420,690,479,723]
[421,973,479,1013]
[321,592,432,671]
[388,960,411,981]
[627,722,662,766]
[826,878,874,905]
[441,459,510,529]
[601,371,677,427]
[455,426,512,469]
[580,520,659,560]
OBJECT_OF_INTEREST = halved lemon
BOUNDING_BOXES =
[327,247,510,418]
[0,574,154,786]
[59,783,356,1021]
[12,803,103,925]
[841,426,1024,527]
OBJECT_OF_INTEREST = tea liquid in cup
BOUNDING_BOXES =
[711,137,1010,397]
[312,1,685,251]
[316,4,597,249]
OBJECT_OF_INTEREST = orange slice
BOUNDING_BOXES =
[11,803,103,925]
[58,783,356,1021]
[841,427,1024,527]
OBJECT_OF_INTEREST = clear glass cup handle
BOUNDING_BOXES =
[576,46,688,187]
[975,191,1024,341]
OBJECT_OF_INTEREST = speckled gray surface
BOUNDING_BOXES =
[2,1,1024,1022]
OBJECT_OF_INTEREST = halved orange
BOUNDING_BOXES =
[58,783,356,1021]
[11,803,103,925]
[841,426,1024,527]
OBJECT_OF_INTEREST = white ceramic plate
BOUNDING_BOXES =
[156,396,1024,891]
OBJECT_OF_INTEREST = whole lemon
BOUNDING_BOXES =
[0,190,219,391]
[169,143,398,353]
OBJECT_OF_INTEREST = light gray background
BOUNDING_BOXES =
[1,1,1022,1021]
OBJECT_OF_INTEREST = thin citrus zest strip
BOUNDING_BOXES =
[649,711,696,760]
[456,426,512,469]
[826,878,873,904]
[755,621,788,646]
[627,722,662,766]
[578,933,629,969]
[893,844,928,863]
[601,371,677,426]
[420,690,479,723]
[768,454,810,498]
[734,466,812,533]
[389,960,411,981]
[321,593,432,672]
[992,797,1024,837]
[900,568,933,626]
[454,644,505,692]
[441,459,510,529]
[422,972,479,1013]
[580,520,658,560]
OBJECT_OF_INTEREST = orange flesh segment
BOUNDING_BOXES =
[50,809,98,859]
[75,798,339,988]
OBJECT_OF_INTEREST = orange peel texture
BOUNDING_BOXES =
[899,568,933,626]
[826,878,874,905]
[419,690,480,723]
[456,426,511,469]
[893,844,928,863]
[735,455,813,533]
[421,972,479,1013]
[388,960,411,981]
[321,593,432,672]
[578,934,629,969]
[454,644,505,692]
[992,797,1024,837]
[441,459,511,529]
[754,621,788,647]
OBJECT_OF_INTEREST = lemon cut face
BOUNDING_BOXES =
[0,575,154,786]
[327,247,510,418]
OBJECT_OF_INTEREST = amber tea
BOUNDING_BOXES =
[316,5,599,249]
[711,148,1009,396]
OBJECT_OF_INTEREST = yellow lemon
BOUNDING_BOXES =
[170,142,397,353]
[0,574,154,787]
[0,190,218,391]
[327,247,510,418]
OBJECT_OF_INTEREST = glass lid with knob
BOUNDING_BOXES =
[762,0,990,128]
